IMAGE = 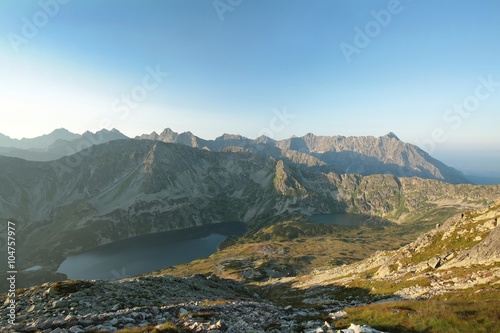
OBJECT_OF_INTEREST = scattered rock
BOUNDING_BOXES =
[329,310,348,320]
[428,257,441,269]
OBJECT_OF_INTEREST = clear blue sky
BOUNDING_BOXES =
[1,0,499,155]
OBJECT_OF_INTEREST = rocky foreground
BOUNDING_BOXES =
[0,274,386,333]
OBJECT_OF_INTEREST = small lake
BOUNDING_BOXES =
[309,213,370,227]
[58,222,246,280]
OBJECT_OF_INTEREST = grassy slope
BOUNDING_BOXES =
[333,287,500,333]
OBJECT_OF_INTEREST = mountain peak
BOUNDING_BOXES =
[161,128,177,135]
[50,128,73,135]
[216,133,247,141]
[384,132,400,140]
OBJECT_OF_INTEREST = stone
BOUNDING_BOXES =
[305,328,323,333]
[78,318,93,325]
[428,257,441,269]
[27,305,38,313]
[53,300,71,308]
[329,310,347,320]
[45,287,57,296]
[296,310,308,316]
[51,329,64,333]
[69,326,85,333]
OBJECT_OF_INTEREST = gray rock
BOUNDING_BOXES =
[53,300,71,308]
[109,318,119,325]
[69,326,85,333]
[329,310,347,320]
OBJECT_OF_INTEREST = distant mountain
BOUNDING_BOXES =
[0,128,80,149]
[0,129,129,161]
[139,129,470,184]
[0,140,498,273]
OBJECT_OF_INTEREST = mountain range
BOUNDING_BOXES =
[0,128,128,161]
[0,128,470,184]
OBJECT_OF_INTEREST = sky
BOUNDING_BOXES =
[1,0,500,160]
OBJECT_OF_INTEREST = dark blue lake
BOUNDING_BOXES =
[57,222,246,280]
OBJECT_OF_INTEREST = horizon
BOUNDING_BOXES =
[1,1,500,154]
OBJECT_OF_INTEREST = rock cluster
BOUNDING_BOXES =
[1,274,384,333]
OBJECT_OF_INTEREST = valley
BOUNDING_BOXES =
[1,137,498,286]
[0,131,499,332]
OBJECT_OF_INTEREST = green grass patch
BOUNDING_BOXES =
[348,275,432,295]
[335,291,500,333]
